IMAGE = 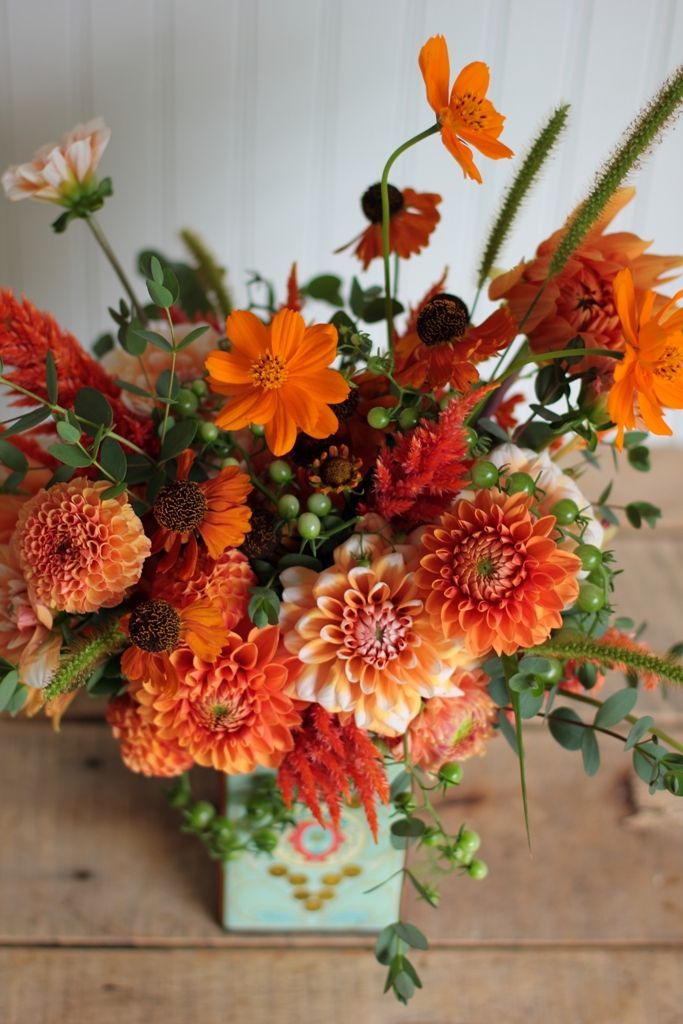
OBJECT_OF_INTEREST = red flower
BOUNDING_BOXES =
[277,705,389,840]
[336,184,441,270]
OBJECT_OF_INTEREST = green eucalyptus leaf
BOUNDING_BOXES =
[594,688,637,729]
[393,922,428,951]
[581,729,600,775]
[391,817,425,838]
[0,440,28,473]
[99,437,127,481]
[159,419,197,461]
[548,707,584,751]
[1,407,51,438]
[74,387,113,428]
[56,421,82,444]
[47,443,93,468]
[46,350,58,402]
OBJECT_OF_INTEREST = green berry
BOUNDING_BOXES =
[394,791,418,814]
[471,461,499,489]
[188,801,215,831]
[297,512,321,540]
[551,498,580,525]
[421,827,444,848]
[307,492,332,517]
[367,407,391,429]
[277,494,300,520]
[176,387,199,417]
[252,828,279,853]
[398,407,419,430]
[575,543,603,572]
[220,457,240,468]
[322,514,345,532]
[191,378,209,397]
[463,427,478,449]
[457,829,481,855]
[198,420,219,444]
[250,422,266,437]
[438,762,463,786]
[269,459,293,484]
[534,658,563,685]
[577,582,605,613]
[468,859,489,880]
[211,817,235,846]
[506,471,536,496]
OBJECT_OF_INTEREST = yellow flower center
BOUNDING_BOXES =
[443,93,487,132]
[655,345,683,383]
[251,353,288,390]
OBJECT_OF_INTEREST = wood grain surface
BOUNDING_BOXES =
[0,450,681,1022]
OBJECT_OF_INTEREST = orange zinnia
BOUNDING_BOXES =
[608,267,683,448]
[336,183,441,269]
[415,489,581,657]
[206,308,350,456]
[151,448,252,579]
[418,35,513,183]
[121,596,229,690]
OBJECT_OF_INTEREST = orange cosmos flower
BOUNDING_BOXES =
[389,667,497,771]
[608,267,683,448]
[280,529,473,736]
[12,478,150,626]
[335,184,441,269]
[133,625,302,774]
[415,490,581,657]
[106,694,194,778]
[151,448,252,578]
[121,596,229,691]
[418,35,513,183]
[206,308,349,456]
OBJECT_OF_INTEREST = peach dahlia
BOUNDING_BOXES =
[12,478,150,624]
[415,489,581,657]
[106,694,194,778]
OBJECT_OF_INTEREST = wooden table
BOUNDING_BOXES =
[1,451,682,1023]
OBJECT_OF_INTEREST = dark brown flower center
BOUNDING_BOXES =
[321,456,354,487]
[361,183,404,224]
[416,293,469,346]
[153,480,208,533]
[129,600,181,654]
[330,388,360,423]
[241,508,279,559]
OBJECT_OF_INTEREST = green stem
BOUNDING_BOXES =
[160,310,179,443]
[86,216,146,324]
[502,653,531,849]
[380,123,440,362]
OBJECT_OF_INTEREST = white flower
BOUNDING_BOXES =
[2,118,111,204]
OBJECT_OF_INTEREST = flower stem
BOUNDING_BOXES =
[86,215,146,324]
[380,123,440,363]
[556,688,683,754]
[160,310,179,443]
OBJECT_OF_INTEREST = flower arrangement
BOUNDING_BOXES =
[2,35,683,1005]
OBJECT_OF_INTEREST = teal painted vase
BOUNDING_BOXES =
[222,773,404,932]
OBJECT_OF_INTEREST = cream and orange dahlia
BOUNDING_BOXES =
[12,478,150,623]
[134,625,301,774]
[106,694,194,778]
[415,490,581,657]
[391,667,497,771]
[280,529,472,736]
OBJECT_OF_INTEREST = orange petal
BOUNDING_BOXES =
[440,126,482,183]
[458,127,513,160]
[451,60,490,102]
[214,387,277,429]
[205,348,254,385]
[287,324,338,373]
[612,268,639,348]
[225,310,270,360]
[264,399,298,456]
[307,403,339,440]
[418,35,450,113]
[270,307,306,363]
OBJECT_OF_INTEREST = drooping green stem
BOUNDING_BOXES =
[86,216,146,324]
[380,124,440,362]
[502,653,531,849]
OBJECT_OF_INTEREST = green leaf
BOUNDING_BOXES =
[99,437,127,481]
[393,971,415,1003]
[150,255,164,284]
[518,655,554,677]
[122,323,147,356]
[581,729,600,776]
[0,440,28,473]
[132,328,173,352]
[92,332,115,358]
[391,817,425,838]
[548,707,584,751]
[632,741,665,787]
[1,407,51,438]
[159,419,197,461]
[393,922,428,951]
[46,350,58,402]
[116,380,153,399]
[389,770,411,800]
[56,421,82,443]
[0,670,19,711]
[518,688,545,720]
[623,430,648,448]
[74,387,113,428]
[147,279,174,309]
[404,870,438,906]
[175,325,210,351]
[277,553,323,572]
[625,501,661,530]
[487,675,509,707]
[301,274,344,307]
[156,369,180,400]
[375,925,395,966]
[594,688,637,729]
[100,481,128,500]
[47,443,93,468]
[7,683,27,716]
[627,445,650,473]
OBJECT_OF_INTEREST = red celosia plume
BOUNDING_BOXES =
[0,290,156,451]
[369,386,491,526]
[277,705,390,840]
[284,261,303,312]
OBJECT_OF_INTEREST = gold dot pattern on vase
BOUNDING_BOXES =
[266,861,364,911]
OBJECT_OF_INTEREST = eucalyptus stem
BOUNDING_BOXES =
[380,123,440,363]
[558,688,683,754]
[160,310,179,443]
[86,216,146,324]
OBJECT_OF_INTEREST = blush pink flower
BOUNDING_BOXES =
[2,118,110,204]
[390,667,497,771]
[12,478,150,624]
[0,543,61,688]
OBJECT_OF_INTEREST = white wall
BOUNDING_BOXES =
[1,0,682,436]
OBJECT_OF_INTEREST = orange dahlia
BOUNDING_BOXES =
[134,625,302,774]
[419,35,512,183]
[106,694,194,778]
[607,267,683,448]
[121,596,230,690]
[154,547,255,631]
[151,448,252,578]
[12,478,150,625]
[415,490,581,657]
[390,667,497,771]
[206,308,350,456]
[280,529,473,736]
[336,184,441,270]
